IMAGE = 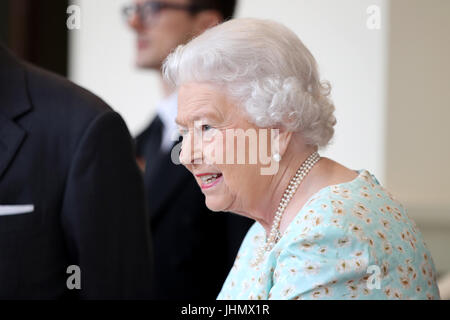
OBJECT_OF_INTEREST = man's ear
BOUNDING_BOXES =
[193,10,222,34]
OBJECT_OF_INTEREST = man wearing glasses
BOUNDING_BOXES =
[123,0,252,300]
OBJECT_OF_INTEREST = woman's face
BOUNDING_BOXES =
[176,82,275,216]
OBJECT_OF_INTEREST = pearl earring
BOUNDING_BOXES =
[273,153,282,162]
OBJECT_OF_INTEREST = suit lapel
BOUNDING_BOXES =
[0,44,33,180]
[0,116,26,180]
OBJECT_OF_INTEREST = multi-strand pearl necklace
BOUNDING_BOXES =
[253,151,321,265]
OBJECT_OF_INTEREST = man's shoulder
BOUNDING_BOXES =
[24,62,112,124]
[19,61,130,160]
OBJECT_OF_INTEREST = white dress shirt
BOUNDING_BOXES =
[156,93,180,153]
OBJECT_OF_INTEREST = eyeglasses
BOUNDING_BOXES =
[122,1,205,26]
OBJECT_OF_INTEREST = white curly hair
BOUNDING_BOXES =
[163,18,336,147]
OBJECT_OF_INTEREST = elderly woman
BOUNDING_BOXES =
[163,18,440,300]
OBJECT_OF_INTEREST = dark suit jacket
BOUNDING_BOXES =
[136,115,253,300]
[0,45,153,299]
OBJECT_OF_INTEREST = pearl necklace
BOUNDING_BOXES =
[253,151,321,265]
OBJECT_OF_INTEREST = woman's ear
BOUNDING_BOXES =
[272,127,293,159]
[279,129,294,158]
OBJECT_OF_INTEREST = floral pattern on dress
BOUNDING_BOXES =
[217,170,441,300]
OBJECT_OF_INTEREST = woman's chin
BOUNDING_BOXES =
[204,196,228,213]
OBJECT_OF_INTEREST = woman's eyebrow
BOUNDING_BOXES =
[176,111,221,126]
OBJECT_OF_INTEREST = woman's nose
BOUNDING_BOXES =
[179,132,203,166]
[179,138,191,166]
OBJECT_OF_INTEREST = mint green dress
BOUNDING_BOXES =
[217,170,440,300]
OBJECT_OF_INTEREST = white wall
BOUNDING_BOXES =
[69,0,163,137]
[237,0,389,182]
[69,0,389,181]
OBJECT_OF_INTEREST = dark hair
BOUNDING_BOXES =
[191,0,237,21]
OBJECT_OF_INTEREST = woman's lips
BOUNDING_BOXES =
[196,173,223,190]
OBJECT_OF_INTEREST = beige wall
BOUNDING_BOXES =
[386,0,450,275]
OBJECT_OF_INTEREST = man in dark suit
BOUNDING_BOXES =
[123,0,253,299]
[0,44,153,299]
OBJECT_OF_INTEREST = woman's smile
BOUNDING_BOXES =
[196,172,224,190]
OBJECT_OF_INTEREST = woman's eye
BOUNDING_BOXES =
[202,125,212,132]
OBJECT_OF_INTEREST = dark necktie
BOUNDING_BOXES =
[147,115,164,156]
[144,115,165,180]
